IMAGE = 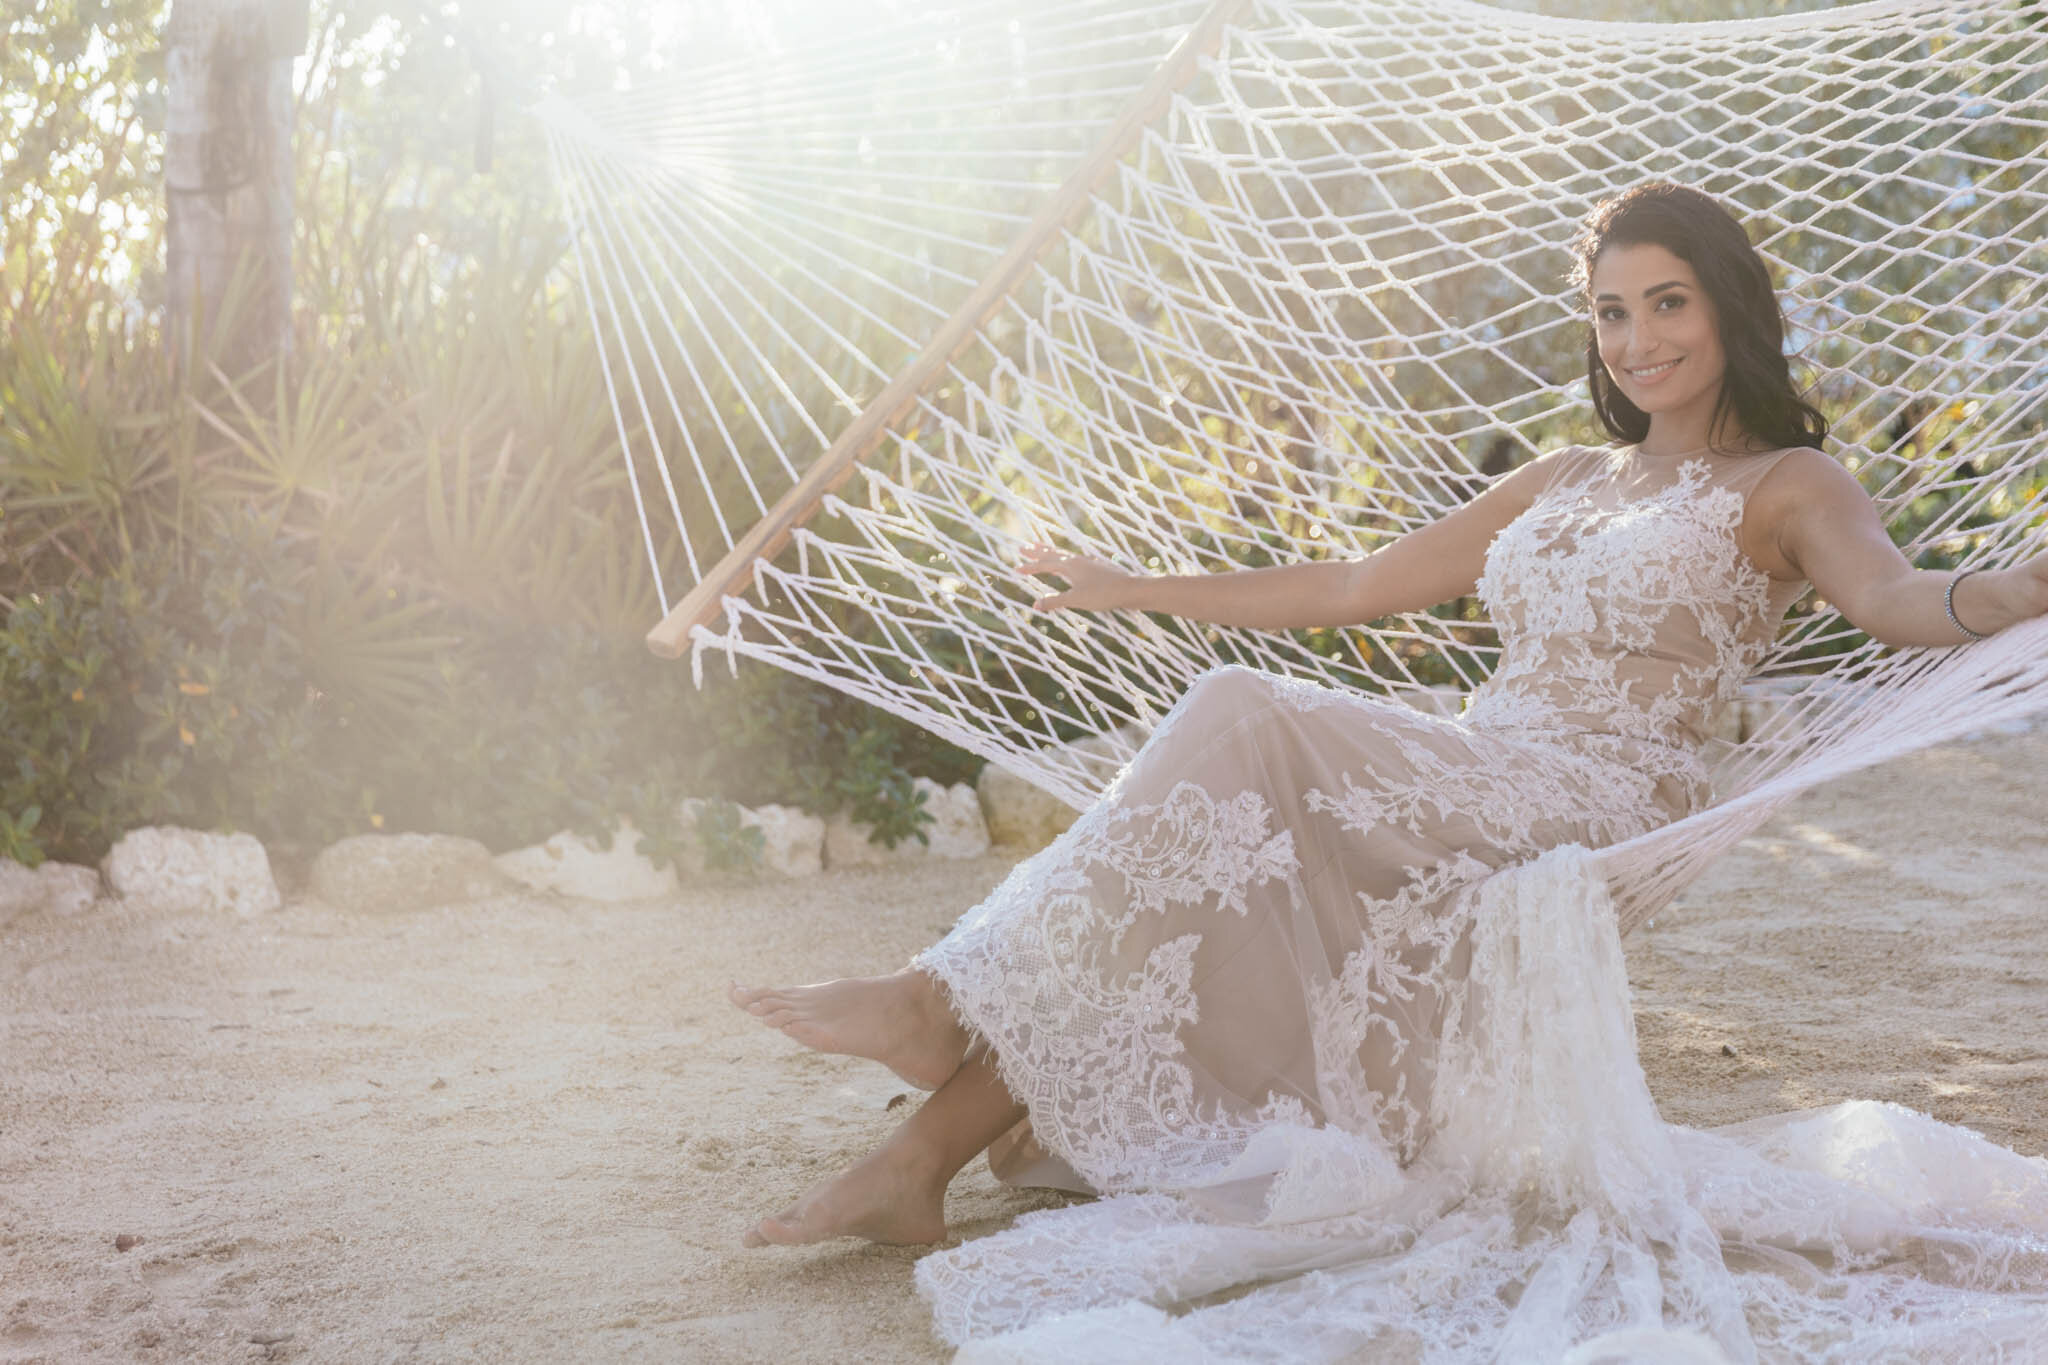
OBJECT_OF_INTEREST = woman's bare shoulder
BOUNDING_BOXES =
[1497,442,1605,489]
[1750,446,1866,507]
[1744,447,1887,578]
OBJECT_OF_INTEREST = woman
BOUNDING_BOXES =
[730,183,2048,1357]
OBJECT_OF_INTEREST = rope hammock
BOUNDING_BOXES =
[537,0,2048,931]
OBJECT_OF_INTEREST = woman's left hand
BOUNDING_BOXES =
[2004,549,2048,623]
[1016,542,1145,613]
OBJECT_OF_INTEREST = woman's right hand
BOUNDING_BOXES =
[1016,543,1143,612]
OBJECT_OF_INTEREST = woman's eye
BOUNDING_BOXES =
[1597,308,1625,323]
[1656,294,1685,310]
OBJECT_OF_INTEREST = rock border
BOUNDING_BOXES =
[33,683,2011,921]
[0,785,1011,920]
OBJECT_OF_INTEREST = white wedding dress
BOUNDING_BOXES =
[910,445,2048,1362]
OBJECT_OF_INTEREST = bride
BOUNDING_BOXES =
[729,182,2048,1360]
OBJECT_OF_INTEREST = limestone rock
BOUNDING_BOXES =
[745,804,825,878]
[0,859,39,928]
[102,826,280,917]
[976,726,1152,853]
[35,862,100,917]
[313,832,516,914]
[493,821,678,902]
[921,780,991,859]
[0,859,98,925]
[977,763,1079,851]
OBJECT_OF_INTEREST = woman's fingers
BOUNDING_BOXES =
[1017,545,1074,609]
[1018,551,1077,578]
[1015,543,1126,611]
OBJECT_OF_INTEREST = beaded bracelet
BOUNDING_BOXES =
[1945,568,1990,643]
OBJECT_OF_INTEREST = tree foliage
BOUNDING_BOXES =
[0,0,989,866]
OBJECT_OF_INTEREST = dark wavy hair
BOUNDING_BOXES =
[1571,182,1828,453]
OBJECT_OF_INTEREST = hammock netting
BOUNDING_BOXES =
[538,0,2048,929]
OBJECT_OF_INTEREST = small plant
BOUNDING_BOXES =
[0,806,43,867]
[835,727,933,851]
[617,773,694,876]
[690,799,764,874]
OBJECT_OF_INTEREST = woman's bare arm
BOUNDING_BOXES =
[1021,449,1567,630]
[1759,449,2048,647]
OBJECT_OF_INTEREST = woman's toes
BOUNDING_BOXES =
[732,988,785,1018]
[743,1208,810,1247]
[742,1217,797,1247]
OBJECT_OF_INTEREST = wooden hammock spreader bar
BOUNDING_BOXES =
[646,0,1256,658]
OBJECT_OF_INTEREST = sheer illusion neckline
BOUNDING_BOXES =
[1598,444,1798,511]
[1626,440,1781,463]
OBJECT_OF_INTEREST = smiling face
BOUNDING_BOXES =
[1589,243,1730,449]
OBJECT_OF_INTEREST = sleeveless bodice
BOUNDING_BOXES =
[1465,444,1809,817]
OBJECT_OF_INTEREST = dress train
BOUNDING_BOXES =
[918,849,2048,1363]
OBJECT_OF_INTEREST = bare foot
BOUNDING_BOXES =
[742,1142,948,1248]
[728,969,970,1091]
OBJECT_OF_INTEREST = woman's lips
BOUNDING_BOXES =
[1624,357,1681,387]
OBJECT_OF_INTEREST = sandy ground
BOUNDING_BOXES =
[3,727,2045,1364]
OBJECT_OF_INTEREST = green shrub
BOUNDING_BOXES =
[0,533,348,864]
[0,529,970,874]
[0,578,130,866]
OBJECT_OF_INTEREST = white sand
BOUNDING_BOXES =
[3,728,2045,1362]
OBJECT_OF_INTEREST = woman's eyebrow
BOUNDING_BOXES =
[1593,280,1688,303]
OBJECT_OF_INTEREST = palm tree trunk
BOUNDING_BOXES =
[164,0,304,374]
